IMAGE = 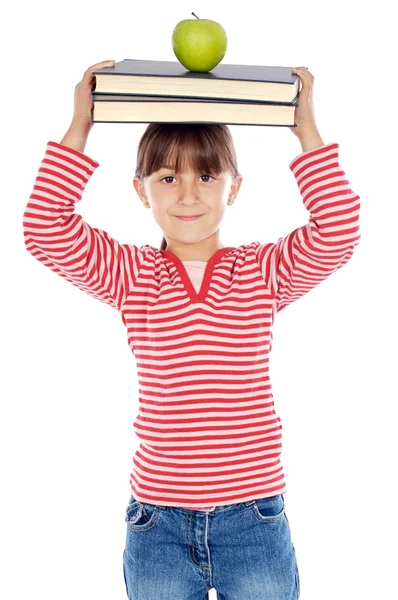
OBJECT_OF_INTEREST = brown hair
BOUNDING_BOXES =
[134,123,241,250]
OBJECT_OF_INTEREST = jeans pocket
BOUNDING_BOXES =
[251,493,285,522]
[125,495,161,532]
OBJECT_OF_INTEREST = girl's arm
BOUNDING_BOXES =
[255,142,361,314]
[22,137,145,312]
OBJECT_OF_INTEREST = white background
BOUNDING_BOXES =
[2,0,397,598]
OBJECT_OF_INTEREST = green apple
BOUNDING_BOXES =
[172,15,228,72]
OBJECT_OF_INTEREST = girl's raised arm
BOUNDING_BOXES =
[255,142,361,314]
[22,138,146,312]
[22,61,146,312]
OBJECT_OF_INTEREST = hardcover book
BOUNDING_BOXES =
[92,58,300,104]
[91,93,298,126]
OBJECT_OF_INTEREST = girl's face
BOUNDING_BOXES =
[133,166,242,252]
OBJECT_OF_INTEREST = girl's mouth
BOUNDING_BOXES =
[174,214,204,221]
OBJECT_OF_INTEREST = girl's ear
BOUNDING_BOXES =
[133,177,148,206]
[133,176,144,197]
[232,174,243,198]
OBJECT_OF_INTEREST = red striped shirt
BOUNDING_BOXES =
[23,141,361,507]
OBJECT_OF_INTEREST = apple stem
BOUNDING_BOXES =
[191,12,199,19]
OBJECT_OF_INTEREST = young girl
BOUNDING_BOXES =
[23,60,361,600]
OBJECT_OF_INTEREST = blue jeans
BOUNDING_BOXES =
[123,492,300,599]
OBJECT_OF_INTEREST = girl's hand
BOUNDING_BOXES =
[289,67,321,140]
[71,60,116,128]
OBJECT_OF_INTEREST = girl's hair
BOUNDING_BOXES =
[134,123,241,250]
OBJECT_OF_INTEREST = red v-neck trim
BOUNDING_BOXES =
[160,247,236,304]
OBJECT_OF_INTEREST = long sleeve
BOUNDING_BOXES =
[22,141,146,311]
[255,142,361,313]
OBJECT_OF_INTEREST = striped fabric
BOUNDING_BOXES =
[23,140,361,508]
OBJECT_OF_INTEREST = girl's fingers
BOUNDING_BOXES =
[87,60,116,72]
[83,61,115,83]
[293,67,313,78]
[292,67,314,91]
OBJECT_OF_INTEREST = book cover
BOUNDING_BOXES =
[93,58,299,85]
[92,59,300,103]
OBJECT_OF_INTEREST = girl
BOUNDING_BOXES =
[23,60,361,600]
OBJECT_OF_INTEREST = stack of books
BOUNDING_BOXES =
[91,58,301,127]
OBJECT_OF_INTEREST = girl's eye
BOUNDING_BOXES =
[161,175,214,184]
